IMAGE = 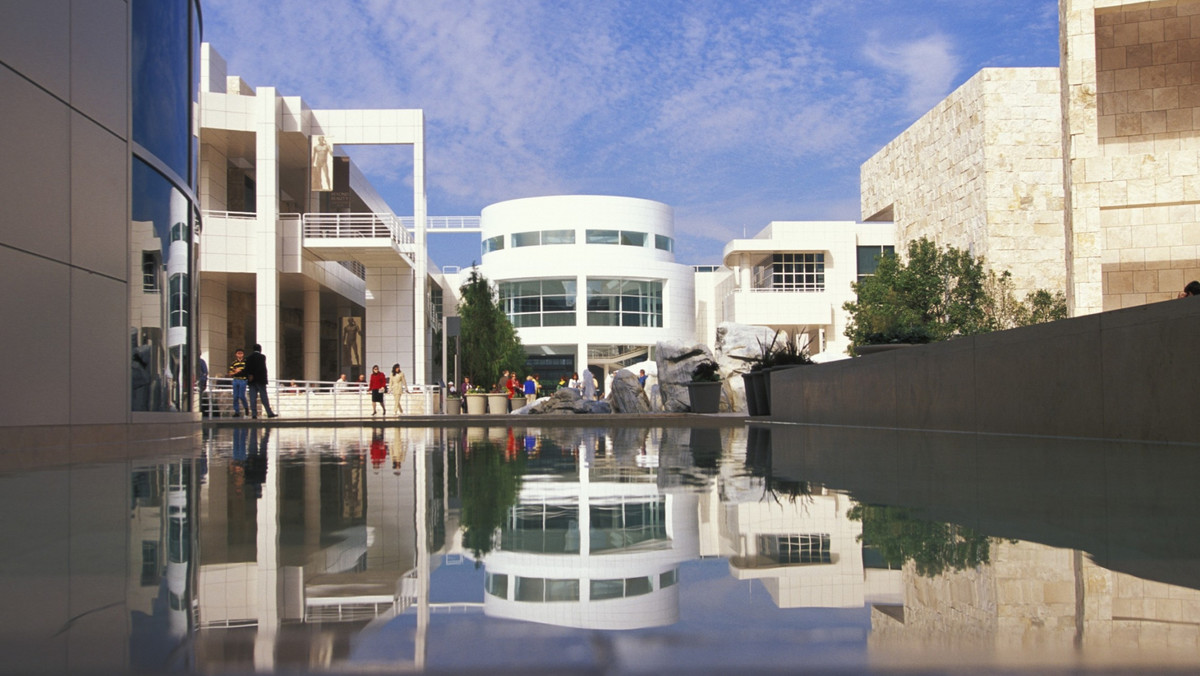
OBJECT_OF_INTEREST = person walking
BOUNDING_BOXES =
[389,364,408,416]
[369,365,388,415]
[523,374,537,407]
[228,348,250,417]
[245,344,278,418]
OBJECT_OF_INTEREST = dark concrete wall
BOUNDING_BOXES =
[771,297,1200,443]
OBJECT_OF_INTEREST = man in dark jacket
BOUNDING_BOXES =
[245,344,278,419]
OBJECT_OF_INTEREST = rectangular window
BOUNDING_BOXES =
[515,577,579,602]
[499,279,577,328]
[512,231,540,247]
[758,253,825,292]
[586,279,663,327]
[482,235,505,254]
[758,534,832,564]
[586,229,619,244]
[856,245,895,281]
[660,568,678,588]
[591,579,624,601]
[655,234,673,251]
[620,231,647,247]
[142,251,161,292]
[542,229,575,245]
[486,572,509,598]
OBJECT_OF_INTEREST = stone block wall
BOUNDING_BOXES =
[860,69,1066,300]
[1091,0,1200,308]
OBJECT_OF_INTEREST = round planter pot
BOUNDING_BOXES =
[487,393,510,415]
[465,394,487,415]
[445,397,461,415]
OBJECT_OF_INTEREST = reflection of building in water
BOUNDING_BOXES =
[188,427,453,670]
[713,427,902,611]
[870,539,1200,656]
[128,460,198,669]
[473,428,699,630]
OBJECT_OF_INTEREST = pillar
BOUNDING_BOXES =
[303,285,320,381]
[254,87,281,376]
[366,266,415,375]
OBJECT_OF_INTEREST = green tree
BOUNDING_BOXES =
[460,441,526,560]
[848,504,993,577]
[844,237,1068,350]
[457,268,525,387]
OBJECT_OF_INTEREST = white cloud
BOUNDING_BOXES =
[863,33,961,117]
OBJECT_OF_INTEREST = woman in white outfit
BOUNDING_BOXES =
[389,364,408,415]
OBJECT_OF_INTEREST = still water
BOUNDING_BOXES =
[2,423,1198,674]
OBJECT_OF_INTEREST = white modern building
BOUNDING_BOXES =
[196,44,440,387]
[713,221,895,358]
[475,195,696,383]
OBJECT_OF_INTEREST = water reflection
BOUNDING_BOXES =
[3,424,1199,673]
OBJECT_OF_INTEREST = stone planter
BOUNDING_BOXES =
[445,397,461,415]
[687,380,723,414]
[465,393,487,415]
[742,371,767,416]
[762,364,806,417]
[487,393,510,415]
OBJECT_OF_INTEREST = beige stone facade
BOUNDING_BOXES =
[860,69,1066,302]
[863,0,1200,316]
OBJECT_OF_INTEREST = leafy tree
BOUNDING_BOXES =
[459,441,527,561]
[457,268,525,387]
[848,504,993,577]
[844,237,1068,350]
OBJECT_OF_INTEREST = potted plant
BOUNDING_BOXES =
[758,331,813,416]
[465,386,488,415]
[687,361,723,414]
[445,391,462,415]
[486,387,510,415]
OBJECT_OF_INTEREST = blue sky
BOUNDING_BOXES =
[201,0,1060,269]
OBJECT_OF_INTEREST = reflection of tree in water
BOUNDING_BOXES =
[460,440,526,562]
[848,504,993,577]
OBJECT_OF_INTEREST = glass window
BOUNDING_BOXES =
[590,498,668,551]
[482,235,505,254]
[542,229,575,245]
[586,279,663,327]
[621,231,647,247]
[512,231,540,247]
[515,577,579,602]
[756,253,826,292]
[486,572,508,598]
[625,576,652,597]
[586,229,620,244]
[130,158,195,413]
[857,245,895,281]
[132,0,196,184]
[591,579,624,601]
[758,534,832,564]
[660,569,678,588]
[499,279,577,328]
[655,234,674,252]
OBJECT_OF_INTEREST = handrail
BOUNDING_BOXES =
[201,377,442,418]
[302,213,415,247]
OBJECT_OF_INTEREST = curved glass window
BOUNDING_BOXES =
[499,279,576,328]
[586,279,663,328]
[585,229,619,244]
[482,235,504,254]
[655,234,674,252]
[512,231,539,247]
[515,577,580,603]
[620,231,647,247]
[485,572,509,599]
[590,576,652,601]
[132,0,198,184]
[131,158,196,412]
[542,229,575,245]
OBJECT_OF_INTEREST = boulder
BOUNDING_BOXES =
[608,368,651,414]
[655,339,719,412]
[528,388,612,415]
[713,323,788,412]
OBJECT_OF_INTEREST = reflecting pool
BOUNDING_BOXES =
[2,423,1199,674]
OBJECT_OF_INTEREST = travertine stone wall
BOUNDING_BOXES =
[1089,0,1200,308]
[861,69,1066,300]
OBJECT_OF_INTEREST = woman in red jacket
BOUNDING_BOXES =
[369,364,388,415]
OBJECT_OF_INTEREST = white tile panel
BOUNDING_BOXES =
[69,0,127,136]
[71,112,128,280]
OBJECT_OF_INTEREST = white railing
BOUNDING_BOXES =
[302,213,415,248]
[203,210,257,221]
[402,215,481,231]
[200,378,442,418]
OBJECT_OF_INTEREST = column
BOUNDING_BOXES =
[199,276,228,373]
[255,87,281,375]
[412,117,429,383]
[303,285,320,381]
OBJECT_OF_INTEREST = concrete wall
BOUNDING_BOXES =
[770,296,1200,443]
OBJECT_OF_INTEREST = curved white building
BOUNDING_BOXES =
[478,196,695,382]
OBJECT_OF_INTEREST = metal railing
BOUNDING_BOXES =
[403,215,481,231]
[200,378,442,418]
[302,213,415,248]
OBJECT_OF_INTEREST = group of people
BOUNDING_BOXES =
[367,364,409,416]
[226,345,278,419]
